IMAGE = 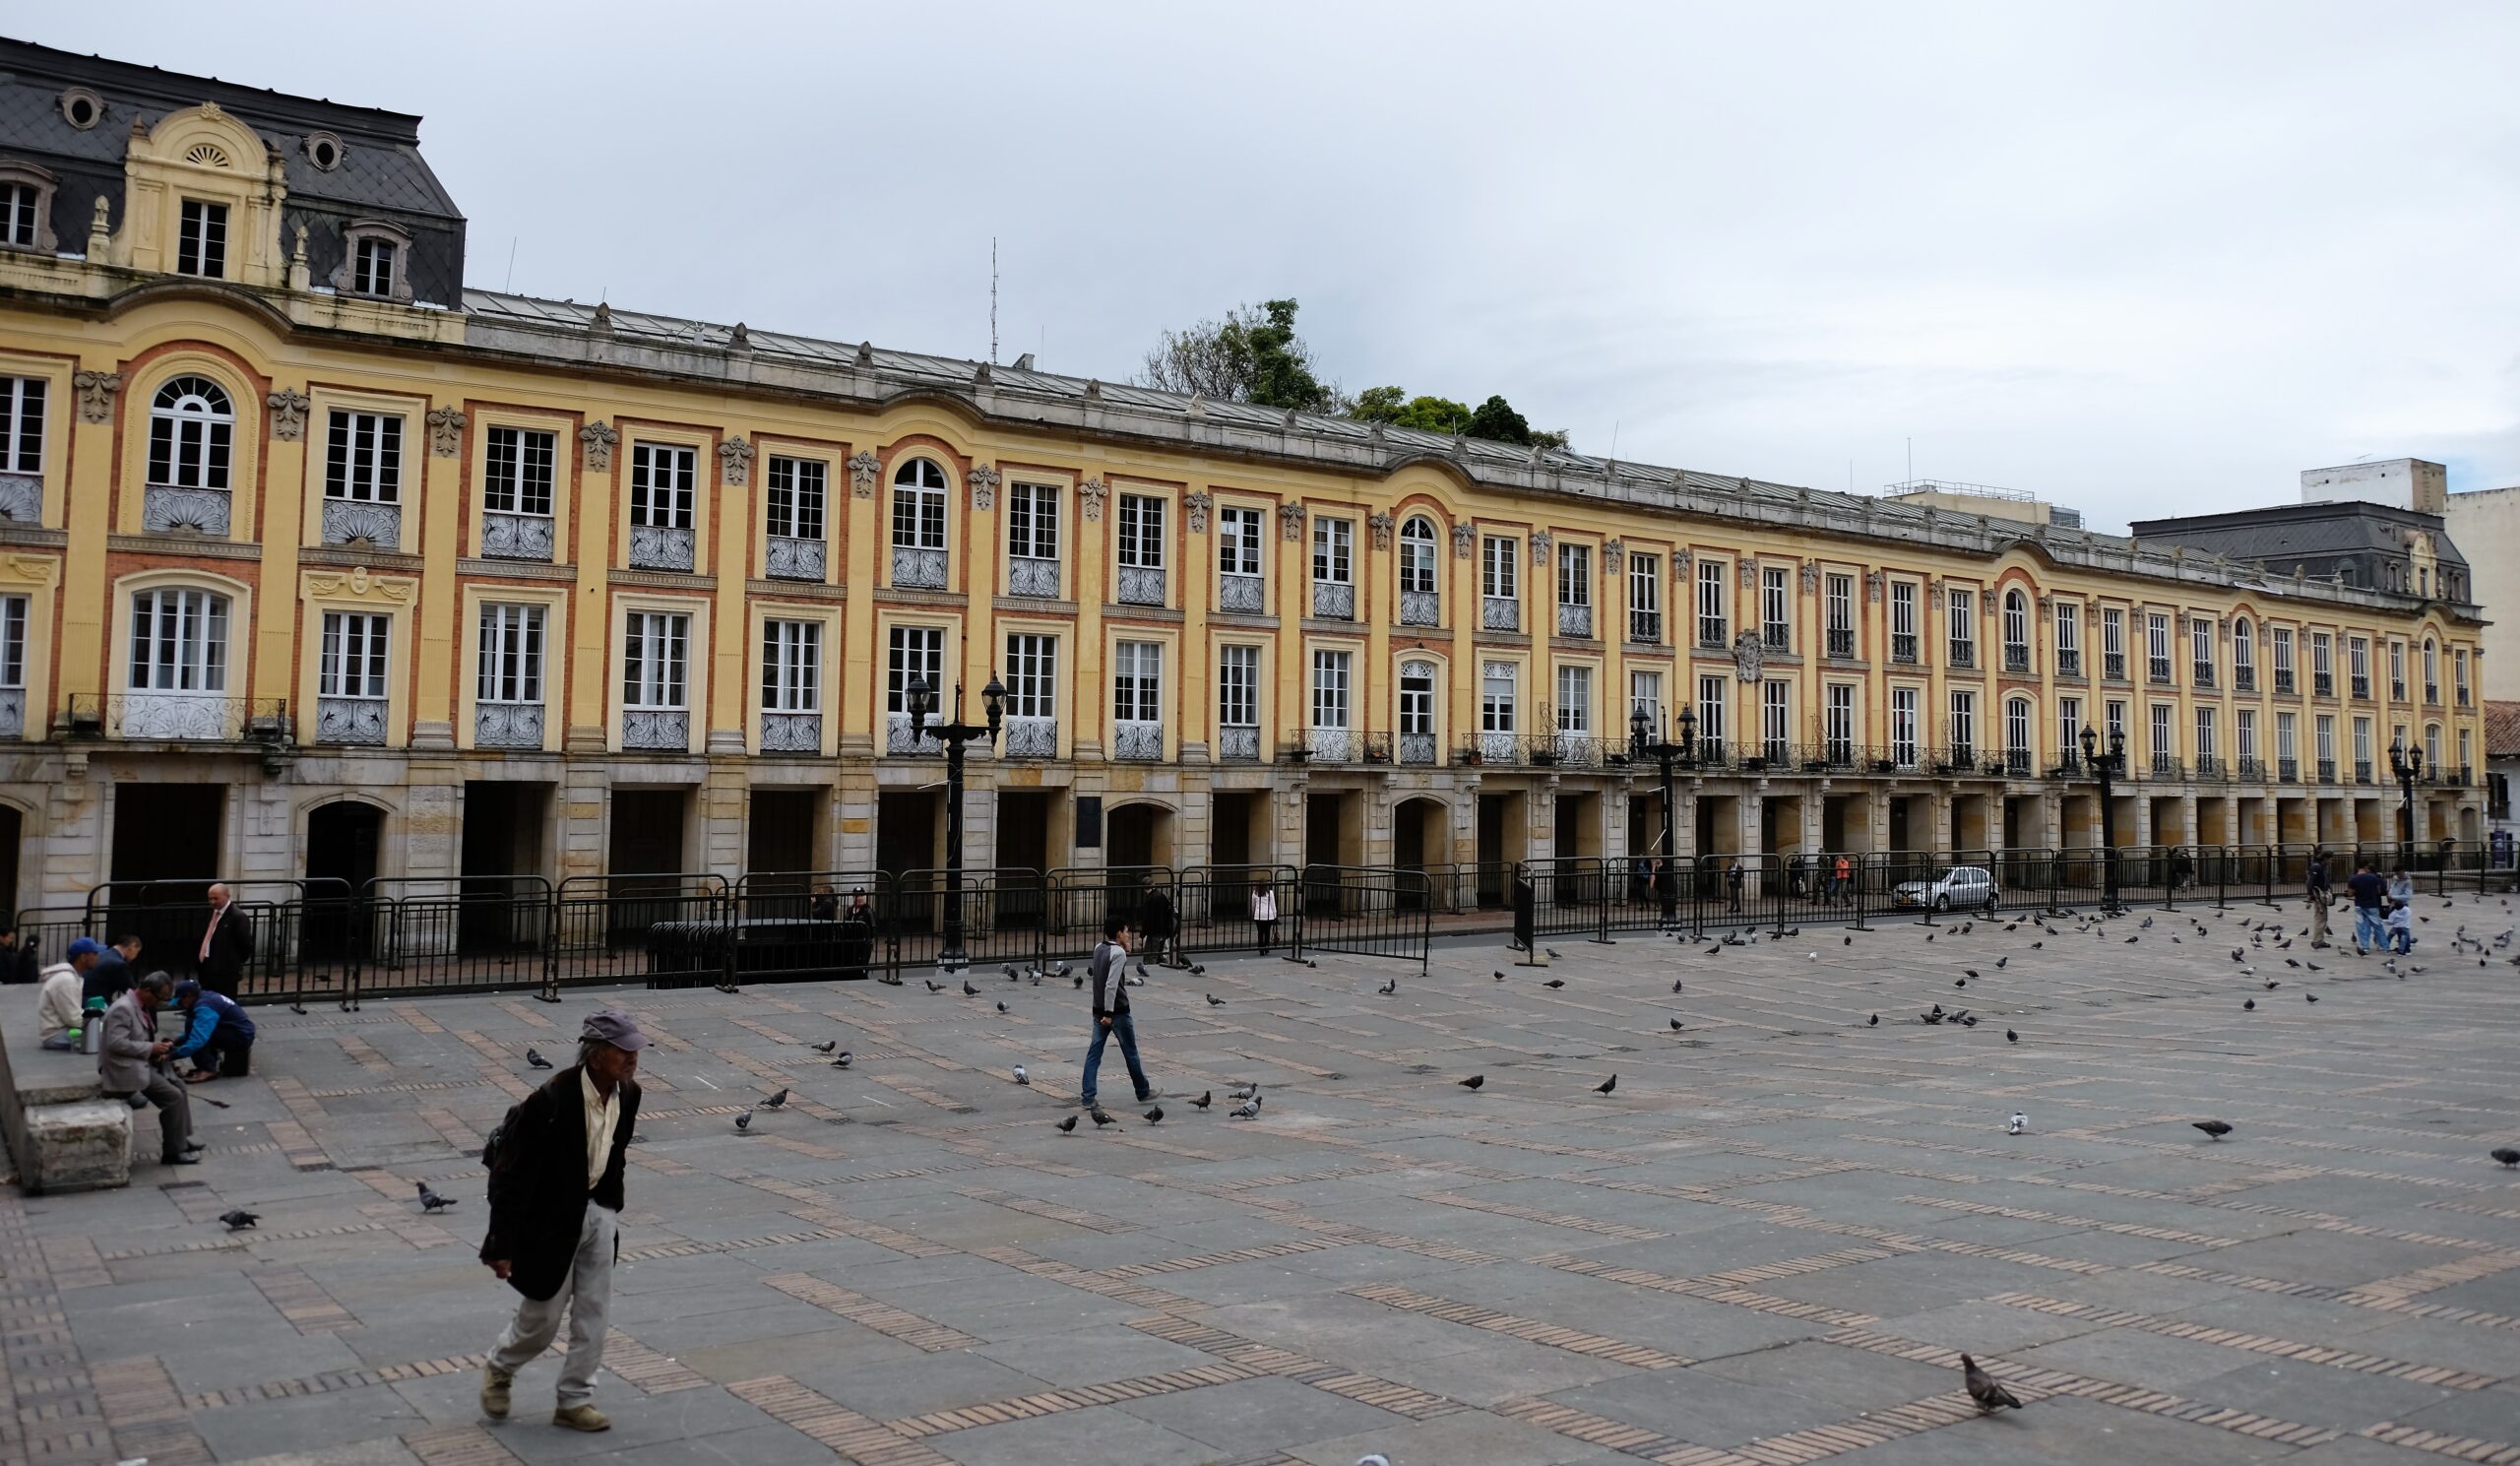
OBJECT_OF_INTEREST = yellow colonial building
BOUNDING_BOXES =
[0,40,2485,913]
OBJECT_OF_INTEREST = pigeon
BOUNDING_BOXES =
[1228,1083,1259,1100]
[1868,1014,1879,1026]
[1004,965,1018,981]
[2285,958,2300,969]
[2006,1029,2018,1043]
[1962,1354,2024,1412]
[1669,1018,1684,1032]
[2192,1119,2234,1140]
[526,1048,552,1070]
[1378,978,1399,996]
[1543,979,1565,989]
[415,1180,458,1213]
[2008,1112,2027,1135]
[1074,974,1085,988]
[2243,998,2255,1010]
[2125,935,2138,943]
[1229,1099,1259,1118]
[2140,916,2154,929]
[1144,1107,1164,1124]
[735,1110,754,1132]
[1965,969,1980,979]
[1359,1454,1395,1466]
[2491,1148,2519,1168]
[1090,1110,1117,1127]
[2265,979,2278,988]
[1955,978,1967,988]
[1014,1064,1029,1086]
[1495,970,1507,981]
[1459,1075,1484,1090]
[1545,947,1563,959]
[830,1051,853,1068]
[1995,956,2008,969]
[925,980,944,992]
[997,1001,1009,1013]
[1961,1015,1980,1028]
[762,1088,789,1110]
[1594,1074,1617,1095]
[1193,1090,1213,1109]
[2305,992,2319,1003]
[963,981,979,996]
[1206,993,1226,1006]
[1845,935,1854,945]
[1672,979,1685,993]
[1056,1115,1078,1133]
[1190,964,1207,977]
[219,1209,259,1231]
[811,1040,837,1053]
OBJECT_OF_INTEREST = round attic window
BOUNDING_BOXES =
[303,132,344,171]
[58,88,103,130]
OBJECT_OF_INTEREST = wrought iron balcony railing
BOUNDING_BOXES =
[1826,626,1856,660]
[1296,729,1392,764]
[482,511,555,561]
[2275,669,2296,694]
[1219,573,1264,613]
[1699,619,1729,650]
[2193,665,2215,690]
[1631,610,1664,646]
[2316,757,2337,783]
[2278,756,2299,782]
[1481,596,1520,631]
[2425,683,2440,705]
[1218,726,1261,762]
[885,713,941,756]
[1312,581,1355,620]
[2056,648,2082,677]
[322,499,401,547]
[2149,658,2174,685]
[1116,565,1166,606]
[473,701,544,749]
[1892,633,1919,665]
[67,693,288,742]
[2351,675,2369,699]
[2237,756,2266,782]
[2004,646,2032,673]
[1007,556,1060,599]
[0,686,22,740]
[759,711,823,753]
[1112,720,1165,761]
[1001,715,1056,759]
[1763,626,1792,654]
[2193,753,2224,780]
[2234,665,2254,692]
[631,524,696,573]
[2149,753,2183,779]
[891,545,947,589]
[1557,602,1592,638]
[2314,672,2335,697]
[2104,652,2127,680]
[766,536,827,582]
[1400,590,1439,626]
[0,472,38,523]
[1398,731,1437,765]
[144,484,231,536]
[1947,643,1976,669]
[622,709,690,750]
[314,696,388,745]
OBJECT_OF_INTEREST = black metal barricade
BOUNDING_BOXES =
[890,866,1043,975]
[551,873,729,993]
[1174,864,1298,957]
[354,875,553,1001]
[726,870,884,984]
[86,877,353,1007]
[1292,864,1430,973]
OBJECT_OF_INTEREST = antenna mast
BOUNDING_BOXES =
[989,237,999,365]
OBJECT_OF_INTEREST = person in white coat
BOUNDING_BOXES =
[1250,882,1279,953]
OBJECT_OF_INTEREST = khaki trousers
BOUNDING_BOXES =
[488,1203,616,1407]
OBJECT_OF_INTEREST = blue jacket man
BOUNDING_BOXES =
[169,978,256,1079]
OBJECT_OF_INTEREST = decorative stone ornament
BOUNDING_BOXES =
[727,322,751,353]
[848,450,881,498]
[579,420,618,472]
[718,435,756,486]
[426,406,467,458]
[1732,629,1765,684]
[1673,547,1692,576]
[1452,523,1476,559]
[1080,478,1108,522]
[1368,511,1396,550]
[1799,559,1818,592]
[1602,539,1625,574]
[1867,569,1885,604]
[1184,490,1212,534]
[590,302,613,336]
[1531,531,1552,566]
[73,369,119,424]
[968,463,1000,511]
[1278,501,1304,542]
[266,389,310,442]
[1739,558,1758,590]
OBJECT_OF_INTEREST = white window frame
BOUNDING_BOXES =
[1556,664,1592,733]
[352,234,398,297]
[2005,696,2033,757]
[1218,644,1259,729]
[622,610,689,711]
[1003,632,1056,718]
[629,442,696,530]
[1400,518,1439,595]
[0,376,42,475]
[1762,566,1791,648]
[1557,542,1592,608]
[1630,669,1664,733]
[1116,493,1166,569]
[1890,684,1918,766]
[1006,481,1059,562]
[476,603,544,705]
[1114,641,1165,723]
[1482,535,1518,599]
[1309,648,1351,730]
[765,455,827,542]
[1949,688,1977,754]
[891,458,949,550]
[761,618,821,713]
[483,425,554,517]
[176,198,226,277]
[2237,707,2257,764]
[325,409,403,504]
[129,587,228,691]
[1697,560,1728,645]
[1947,587,1975,664]
[1312,517,1354,585]
[318,609,390,700]
[885,624,945,713]
[1218,506,1262,575]
[1761,678,1789,756]
[1826,682,1855,757]
[0,595,26,691]
[1399,660,1436,735]
[148,376,233,489]
[1699,673,1731,752]
[1481,661,1517,733]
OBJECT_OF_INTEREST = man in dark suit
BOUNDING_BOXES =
[84,934,143,1005]
[478,1008,645,1434]
[195,884,253,998]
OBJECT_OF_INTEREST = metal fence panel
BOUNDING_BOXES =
[725,870,885,985]
[1294,864,1430,973]
[552,873,729,992]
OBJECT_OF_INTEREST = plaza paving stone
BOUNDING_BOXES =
[5,892,2519,1465]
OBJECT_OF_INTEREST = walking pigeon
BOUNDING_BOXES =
[2192,1119,2234,1140]
[526,1048,552,1069]
[1962,1354,2023,1412]
[1459,1075,1484,1090]
[415,1180,458,1213]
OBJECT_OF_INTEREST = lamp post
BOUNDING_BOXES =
[906,671,1007,970]
[2387,737,2423,869]
[1630,703,1697,927]
[2081,722,2127,915]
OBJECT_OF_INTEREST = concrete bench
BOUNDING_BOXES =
[21,1099,132,1192]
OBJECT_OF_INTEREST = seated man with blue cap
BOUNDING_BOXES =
[168,977,257,1080]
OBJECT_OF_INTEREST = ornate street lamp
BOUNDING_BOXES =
[907,671,1007,968]
[2387,737,2423,869]
[2082,722,2127,915]
[1630,703,1697,927]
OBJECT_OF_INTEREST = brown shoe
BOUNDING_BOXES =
[479,1366,512,1419]
[551,1404,609,1432]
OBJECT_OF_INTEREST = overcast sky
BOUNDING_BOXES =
[40,2,2520,531]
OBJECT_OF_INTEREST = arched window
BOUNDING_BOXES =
[1399,517,1437,594]
[2423,638,2439,701]
[890,457,949,587]
[148,376,232,489]
[128,586,230,691]
[2001,589,2030,669]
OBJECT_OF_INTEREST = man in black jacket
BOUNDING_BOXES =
[194,885,254,998]
[478,1008,645,1433]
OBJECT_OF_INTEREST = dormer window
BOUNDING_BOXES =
[176,199,226,277]
[0,163,57,252]
[57,89,103,130]
[334,220,415,302]
[302,131,344,171]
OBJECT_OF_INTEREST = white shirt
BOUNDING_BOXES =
[581,1068,619,1190]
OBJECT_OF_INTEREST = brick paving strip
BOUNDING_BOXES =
[1528,1249,1886,1327]
[1984,1293,2505,1389]
[761,1272,984,1351]
[1124,1314,1468,1421]
[403,1423,527,1464]
[246,1263,361,1333]
[1344,1282,1696,1370]
[2357,1421,2520,1464]
[729,1373,962,1466]
[883,1361,1258,1438]
[181,1327,707,1410]
[261,1073,341,1170]
[88,1354,215,1466]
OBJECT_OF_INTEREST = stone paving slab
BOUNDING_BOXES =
[6,892,2519,1464]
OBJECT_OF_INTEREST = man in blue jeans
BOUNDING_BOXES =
[2345,860,2388,955]
[1081,916,1154,1113]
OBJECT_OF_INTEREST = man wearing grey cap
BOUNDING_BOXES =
[478,1008,646,1432]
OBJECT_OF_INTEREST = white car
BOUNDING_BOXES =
[1892,866,2000,912]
